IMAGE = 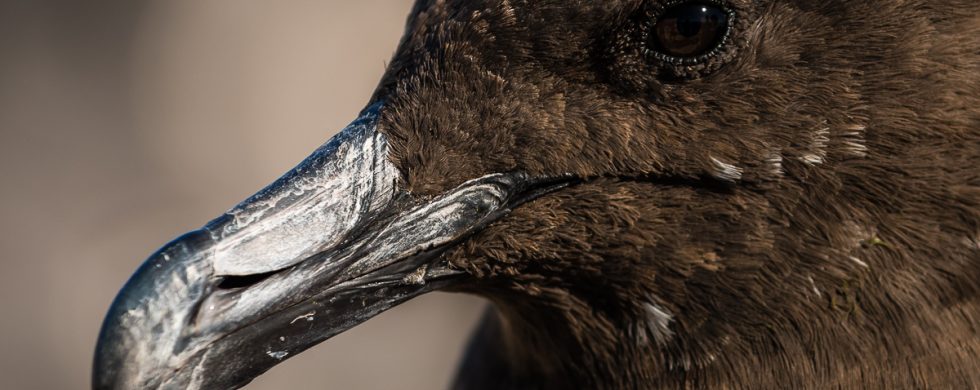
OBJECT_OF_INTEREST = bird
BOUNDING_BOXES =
[94,0,979,389]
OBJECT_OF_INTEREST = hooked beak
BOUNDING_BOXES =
[92,103,568,389]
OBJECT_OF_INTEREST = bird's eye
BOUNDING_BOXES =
[651,2,730,59]
[605,0,739,84]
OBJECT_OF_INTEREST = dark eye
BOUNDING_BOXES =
[652,3,730,58]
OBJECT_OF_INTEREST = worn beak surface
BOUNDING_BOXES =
[92,103,567,389]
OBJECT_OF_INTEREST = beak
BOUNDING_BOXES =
[92,102,568,389]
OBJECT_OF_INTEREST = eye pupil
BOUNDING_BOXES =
[676,7,707,37]
[653,3,729,58]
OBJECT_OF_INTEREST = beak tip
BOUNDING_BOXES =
[92,230,215,390]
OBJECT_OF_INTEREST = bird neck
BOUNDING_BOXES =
[454,293,648,390]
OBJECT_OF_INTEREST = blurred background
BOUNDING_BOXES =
[0,1,486,389]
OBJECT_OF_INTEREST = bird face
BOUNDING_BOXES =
[94,0,980,388]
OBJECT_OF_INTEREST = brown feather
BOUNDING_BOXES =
[372,0,979,388]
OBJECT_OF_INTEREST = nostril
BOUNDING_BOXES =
[216,270,279,290]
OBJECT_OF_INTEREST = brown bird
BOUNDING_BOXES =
[94,0,979,388]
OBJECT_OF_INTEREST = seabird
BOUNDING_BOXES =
[94,0,979,388]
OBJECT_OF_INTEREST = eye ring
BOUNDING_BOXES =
[643,0,736,66]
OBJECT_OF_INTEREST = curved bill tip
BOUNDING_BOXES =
[93,230,215,389]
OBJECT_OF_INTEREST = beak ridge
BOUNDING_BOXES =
[206,102,398,277]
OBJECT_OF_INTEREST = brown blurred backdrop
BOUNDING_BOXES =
[0,1,485,389]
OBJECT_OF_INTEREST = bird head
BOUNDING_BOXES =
[94,1,979,388]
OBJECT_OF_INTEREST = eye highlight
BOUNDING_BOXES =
[650,2,732,61]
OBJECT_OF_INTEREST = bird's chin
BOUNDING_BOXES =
[93,102,573,389]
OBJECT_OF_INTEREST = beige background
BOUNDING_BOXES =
[0,1,485,389]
